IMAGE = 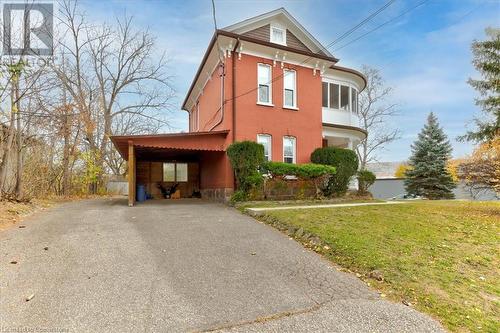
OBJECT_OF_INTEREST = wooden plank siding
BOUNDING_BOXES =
[241,24,314,54]
[136,161,200,199]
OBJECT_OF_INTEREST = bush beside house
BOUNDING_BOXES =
[357,170,376,195]
[226,142,337,202]
[310,147,359,196]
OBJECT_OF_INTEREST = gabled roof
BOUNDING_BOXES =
[222,8,333,58]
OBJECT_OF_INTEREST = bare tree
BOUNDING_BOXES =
[356,65,400,170]
[52,0,174,187]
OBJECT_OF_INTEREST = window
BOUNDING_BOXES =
[283,69,296,108]
[258,64,272,104]
[340,85,350,111]
[283,136,296,164]
[351,88,358,114]
[329,83,339,109]
[322,82,328,107]
[257,134,272,161]
[270,26,286,45]
[322,81,359,113]
[163,163,188,182]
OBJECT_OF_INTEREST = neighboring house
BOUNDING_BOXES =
[111,8,367,206]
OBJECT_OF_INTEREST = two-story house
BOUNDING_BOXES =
[111,8,366,206]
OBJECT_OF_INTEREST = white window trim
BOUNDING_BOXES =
[283,69,297,109]
[270,25,287,46]
[257,63,272,105]
[283,136,296,164]
[257,134,272,161]
[322,79,358,113]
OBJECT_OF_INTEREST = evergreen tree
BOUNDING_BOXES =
[405,113,456,199]
[461,27,500,142]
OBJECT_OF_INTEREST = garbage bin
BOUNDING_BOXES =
[136,184,146,202]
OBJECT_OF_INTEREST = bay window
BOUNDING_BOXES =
[283,136,296,164]
[329,83,339,109]
[283,69,296,108]
[322,82,328,107]
[258,64,272,104]
[257,134,272,161]
[351,87,358,114]
[340,85,349,111]
[321,81,359,113]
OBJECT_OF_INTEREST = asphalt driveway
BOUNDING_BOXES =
[0,198,444,332]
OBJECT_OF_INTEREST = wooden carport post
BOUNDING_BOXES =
[128,140,136,206]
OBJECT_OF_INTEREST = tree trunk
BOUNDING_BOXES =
[0,84,17,197]
[14,78,23,200]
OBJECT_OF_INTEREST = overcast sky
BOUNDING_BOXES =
[81,0,499,162]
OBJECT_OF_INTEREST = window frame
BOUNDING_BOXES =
[270,25,287,46]
[321,79,359,113]
[257,63,273,105]
[283,136,296,164]
[257,134,272,161]
[283,69,297,109]
[162,162,188,183]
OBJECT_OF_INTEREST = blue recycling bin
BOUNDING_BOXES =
[136,184,146,202]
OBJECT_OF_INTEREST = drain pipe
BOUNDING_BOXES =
[208,38,239,133]
[208,61,225,131]
[232,39,240,142]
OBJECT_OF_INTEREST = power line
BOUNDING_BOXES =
[333,0,430,52]
[211,0,225,63]
[327,0,397,48]
[225,0,399,102]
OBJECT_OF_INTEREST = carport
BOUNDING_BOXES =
[110,131,234,206]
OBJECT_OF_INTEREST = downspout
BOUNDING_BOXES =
[208,38,239,132]
[208,61,225,131]
[232,39,240,142]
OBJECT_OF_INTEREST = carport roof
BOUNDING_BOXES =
[111,130,229,160]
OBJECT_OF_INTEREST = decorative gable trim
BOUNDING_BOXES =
[222,7,332,57]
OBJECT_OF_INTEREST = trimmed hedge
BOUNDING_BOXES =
[357,169,376,194]
[262,161,336,179]
[310,147,359,196]
[226,141,264,196]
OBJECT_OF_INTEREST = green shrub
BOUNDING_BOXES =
[310,147,359,196]
[230,190,247,204]
[226,141,264,194]
[262,162,336,198]
[262,161,336,179]
[357,169,376,194]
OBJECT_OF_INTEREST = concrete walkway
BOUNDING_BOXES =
[0,198,443,332]
[246,201,405,214]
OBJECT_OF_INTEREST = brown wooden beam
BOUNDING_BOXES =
[128,141,135,206]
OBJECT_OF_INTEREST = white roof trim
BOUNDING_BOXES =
[222,8,333,57]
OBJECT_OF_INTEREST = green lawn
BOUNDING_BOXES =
[255,201,500,333]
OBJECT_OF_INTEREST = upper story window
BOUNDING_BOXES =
[257,134,272,161]
[258,64,272,104]
[270,26,286,45]
[322,81,358,113]
[283,69,296,108]
[283,136,296,164]
[351,87,358,114]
